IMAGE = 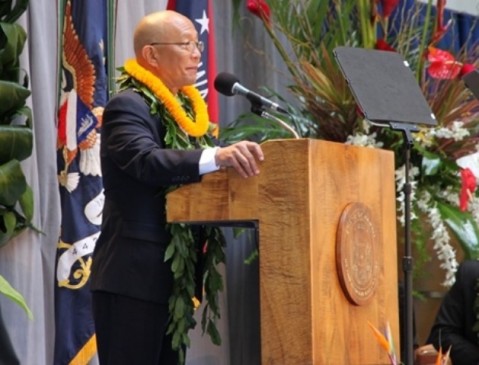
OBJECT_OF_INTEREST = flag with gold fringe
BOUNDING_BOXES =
[54,0,107,363]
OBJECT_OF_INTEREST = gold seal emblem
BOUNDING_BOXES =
[336,202,379,306]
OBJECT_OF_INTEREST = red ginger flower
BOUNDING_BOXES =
[375,38,396,52]
[460,168,477,211]
[427,46,462,79]
[247,0,271,24]
[380,0,400,18]
[460,63,476,77]
[432,0,451,43]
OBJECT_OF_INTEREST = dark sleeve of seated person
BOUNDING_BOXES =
[427,260,479,365]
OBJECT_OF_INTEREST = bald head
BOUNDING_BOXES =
[133,10,193,57]
[130,10,201,93]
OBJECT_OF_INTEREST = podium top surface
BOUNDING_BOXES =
[166,139,394,224]
[333,46,437,127]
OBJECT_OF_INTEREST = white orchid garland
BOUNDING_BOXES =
[347,119,479,287]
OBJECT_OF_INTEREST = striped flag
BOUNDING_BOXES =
[54,0,107,363]
[167,0,219,123]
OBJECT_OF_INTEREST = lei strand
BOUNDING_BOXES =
[124,59,209,137]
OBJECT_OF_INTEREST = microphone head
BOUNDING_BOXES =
[214,72,240,96]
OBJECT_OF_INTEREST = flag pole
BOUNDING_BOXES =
[107,0,117,97]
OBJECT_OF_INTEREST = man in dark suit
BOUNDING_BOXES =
[90,10,264,365]
[427,260,479,365]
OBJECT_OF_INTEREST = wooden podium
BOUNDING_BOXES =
[166,139,399,365]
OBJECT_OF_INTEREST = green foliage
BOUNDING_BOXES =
[164,213,226,365]
[232,0,479,284]
[0,275,32,319]
[220,87,317,143]
[437,202,479,259]
[0,0,33,318]
[165,223,197,363]
[0,0,34,247]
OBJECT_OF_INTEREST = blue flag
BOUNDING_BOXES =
[55,0,107,363]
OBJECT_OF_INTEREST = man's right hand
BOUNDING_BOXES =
[215,141,264,178]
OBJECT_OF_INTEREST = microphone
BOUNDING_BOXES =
[214,72,288,114]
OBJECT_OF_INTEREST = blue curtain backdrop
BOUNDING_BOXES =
[440,7,479,54]
[390,0,479,55]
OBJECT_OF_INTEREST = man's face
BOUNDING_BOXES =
[152,18,201,93]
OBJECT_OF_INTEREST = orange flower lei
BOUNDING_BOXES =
[124,59,209,137]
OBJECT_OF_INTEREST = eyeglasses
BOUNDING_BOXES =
[149,40,204,53]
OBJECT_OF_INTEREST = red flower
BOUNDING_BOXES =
[375,39,396,52]
[436,0,446,30]
[431,0,450,43]
[247,0,271,24]
[426,47,462,79]
[380,0,400,18]
[460,63,476,77]
[459,168,477,211]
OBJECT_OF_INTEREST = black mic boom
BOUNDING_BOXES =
[214,72,287,114]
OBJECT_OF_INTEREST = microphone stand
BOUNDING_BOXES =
[251,104,300,139]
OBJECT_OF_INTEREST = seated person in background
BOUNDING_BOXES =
[427,260,479,365]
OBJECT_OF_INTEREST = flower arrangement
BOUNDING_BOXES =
[230,0,479,286]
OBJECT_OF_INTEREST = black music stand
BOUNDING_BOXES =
[333,46,437,365]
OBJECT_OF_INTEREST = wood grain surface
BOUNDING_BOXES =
[167,139,399,365]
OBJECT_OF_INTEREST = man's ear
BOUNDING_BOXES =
[142,45,160,67]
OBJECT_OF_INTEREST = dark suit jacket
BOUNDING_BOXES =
[90,89,204,304]
[427,260,479,365]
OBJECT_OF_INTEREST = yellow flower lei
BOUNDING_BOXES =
[124,59,209,137]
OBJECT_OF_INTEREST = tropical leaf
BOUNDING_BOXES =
[1,0,29,23]
[437,201,479,259]
[0,208,16,247]
[18,185,33,222]
[0,275,32,319]
[0,22,27,77]
[0,80,30,118]
[220,115,294,144]
[14,105,32,128]
[0,1,11,20]
[0,159,26,207]
[0,0,33,317]
[0,125,33,162]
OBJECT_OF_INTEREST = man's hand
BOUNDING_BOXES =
[215,141,264,178]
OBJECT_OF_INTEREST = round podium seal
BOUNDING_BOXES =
[336,202,379,306]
